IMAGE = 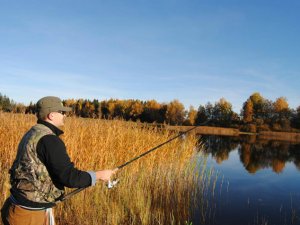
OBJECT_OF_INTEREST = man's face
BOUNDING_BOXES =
[49,111,66,127]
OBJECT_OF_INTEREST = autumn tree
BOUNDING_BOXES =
[81,100,95,118]
[75,99,83,117]
[63,99,76,116]
[165,99,186,125]
[107,99,117,119]
[241,99,256,132]
[141,100,163,123]
[113,101,126,118]
[242,99,253,123]
[212,98,235,127]
[246,92,274,130]
[273,97,290,119]
[249,92,265,119]
[184,106,197,125]
[271,97,291,131]
[125,100,143,121]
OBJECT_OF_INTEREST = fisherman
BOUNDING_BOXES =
[1,96,117,225]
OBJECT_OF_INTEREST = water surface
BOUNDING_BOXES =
[192,135,300,225]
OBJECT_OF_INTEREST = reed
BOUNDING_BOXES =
[0,112,215,225]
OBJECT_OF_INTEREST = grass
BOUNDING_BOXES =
[0,112,215,225]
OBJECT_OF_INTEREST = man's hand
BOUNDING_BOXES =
[96,168,118,182]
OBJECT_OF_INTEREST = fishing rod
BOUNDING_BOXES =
[58,121,208,202]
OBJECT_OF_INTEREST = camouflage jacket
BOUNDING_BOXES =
[10,123,65,204]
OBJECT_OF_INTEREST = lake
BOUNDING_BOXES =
[192,135,300,225]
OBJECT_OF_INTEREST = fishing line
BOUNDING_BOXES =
[58,121,208,202]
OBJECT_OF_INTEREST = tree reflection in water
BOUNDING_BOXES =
[200,135,300,174]
[195,135,300,225]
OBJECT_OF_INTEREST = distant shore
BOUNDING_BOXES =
[164,125,300,143]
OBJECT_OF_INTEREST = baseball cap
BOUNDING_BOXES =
[36,96,71,118]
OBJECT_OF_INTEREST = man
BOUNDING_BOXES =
[1,96,117,225]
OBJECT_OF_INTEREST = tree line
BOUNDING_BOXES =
[1,92,300,132]
[0,93,26,113]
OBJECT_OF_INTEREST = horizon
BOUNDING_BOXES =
[1,1,299,113]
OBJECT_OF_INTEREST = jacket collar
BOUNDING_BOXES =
[37,119,64,136]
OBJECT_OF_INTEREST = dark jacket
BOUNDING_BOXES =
[11,120,92,208]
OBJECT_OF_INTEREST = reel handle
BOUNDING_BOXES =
[107,179,119,189]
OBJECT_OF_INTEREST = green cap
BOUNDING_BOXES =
[36,96,71,118]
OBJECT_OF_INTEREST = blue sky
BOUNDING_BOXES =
[0,0,299,113]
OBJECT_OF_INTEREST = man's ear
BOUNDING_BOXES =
[46,112,53,121]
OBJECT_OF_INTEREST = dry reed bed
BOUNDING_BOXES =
[0,112,215,225]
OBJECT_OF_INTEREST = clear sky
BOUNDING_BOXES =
[0,0,299,113]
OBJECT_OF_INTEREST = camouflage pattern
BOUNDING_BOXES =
[10,124,65,203]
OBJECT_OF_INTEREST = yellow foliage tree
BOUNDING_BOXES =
[165,99,185,125]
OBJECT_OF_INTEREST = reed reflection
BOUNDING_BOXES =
[201,135,300,174]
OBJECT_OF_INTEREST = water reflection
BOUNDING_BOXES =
[200,135,300,174]
[192,135,300,225]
